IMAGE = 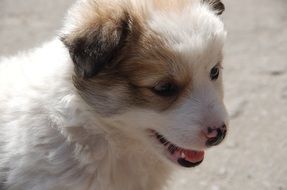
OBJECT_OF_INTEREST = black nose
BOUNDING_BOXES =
[206,125,227,147]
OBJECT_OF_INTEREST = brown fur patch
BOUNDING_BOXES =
[153,0,192,12]
[72,30,191,115]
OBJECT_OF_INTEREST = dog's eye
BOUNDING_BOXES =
[210,66,220,81]
[152,81,178,97]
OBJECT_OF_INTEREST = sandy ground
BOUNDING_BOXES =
[1,0,287,190]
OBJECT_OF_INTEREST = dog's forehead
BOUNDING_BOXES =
[147,3,226,67]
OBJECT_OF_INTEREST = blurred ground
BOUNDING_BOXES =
[1,0,287,190]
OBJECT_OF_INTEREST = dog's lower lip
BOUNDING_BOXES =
[177,158,203,168]
[150,130,205,168]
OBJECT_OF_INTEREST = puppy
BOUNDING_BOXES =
[0,0,228,189]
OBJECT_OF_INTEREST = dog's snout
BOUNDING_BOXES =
[205,124,227,147]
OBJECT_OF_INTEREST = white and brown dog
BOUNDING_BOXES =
[0,0,228,189]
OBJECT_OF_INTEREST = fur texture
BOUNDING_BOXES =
[0,0,228,189]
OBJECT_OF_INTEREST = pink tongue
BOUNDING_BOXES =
[170,149,205,163]
[183,150,205,163]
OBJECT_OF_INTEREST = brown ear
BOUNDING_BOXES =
[61,13,131,78]
[203,0,225,15]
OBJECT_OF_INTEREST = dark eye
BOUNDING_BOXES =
[152,81,179,97]
[210,66,220,80]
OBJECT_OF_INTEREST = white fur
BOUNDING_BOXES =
[0,0,228,189]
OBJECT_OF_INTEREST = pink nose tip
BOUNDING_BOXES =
[206,128,219,138]
[205,124,227,147]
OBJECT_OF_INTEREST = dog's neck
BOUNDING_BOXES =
[50,85,171,190]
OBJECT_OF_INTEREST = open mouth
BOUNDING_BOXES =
[150,130,205,168]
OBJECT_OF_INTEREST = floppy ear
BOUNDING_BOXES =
[62,13,131,78]
[203,0,225,15]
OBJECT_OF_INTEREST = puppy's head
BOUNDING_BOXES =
[62,0,228,168]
